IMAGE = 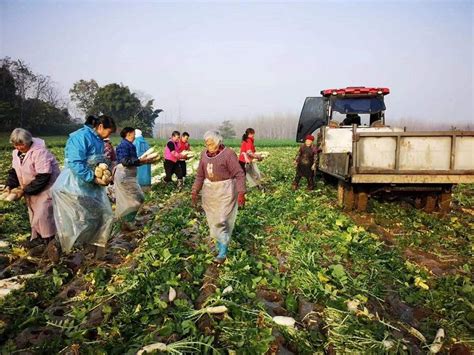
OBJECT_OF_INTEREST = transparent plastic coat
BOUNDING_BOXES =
[114,164,144,219]
[201,178,238,247]
[52,154,113,253]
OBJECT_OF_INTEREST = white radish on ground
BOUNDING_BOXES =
[168,287,176,302]
[222,286,233,295]
[136,342,167,354]
[273,316,296,328]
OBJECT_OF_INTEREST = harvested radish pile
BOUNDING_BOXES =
[0,187,23,202]
[94,163,113,185]
[0,142,472,353]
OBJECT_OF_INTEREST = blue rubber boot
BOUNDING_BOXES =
[214,241,228,264]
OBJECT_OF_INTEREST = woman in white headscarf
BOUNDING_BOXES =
[133,129,152,189]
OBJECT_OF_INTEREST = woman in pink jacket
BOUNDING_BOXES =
[6,128,60,248]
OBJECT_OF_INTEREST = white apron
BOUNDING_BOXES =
[201,178,238,246]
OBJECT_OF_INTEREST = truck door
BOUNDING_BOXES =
[296,97,328,142]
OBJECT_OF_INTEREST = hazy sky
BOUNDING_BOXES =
[1,0,473,124]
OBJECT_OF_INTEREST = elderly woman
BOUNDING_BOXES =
[6,128,60,247]
[115,127,153,231]
[52,115,116,257]
[192,130,246,264]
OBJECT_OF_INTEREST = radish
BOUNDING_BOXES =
[204,305,228,314]
[95,167,103,178]
[273,316,296,328]
[147,152,159,160]
[429,328,445,354]
[168,287,176,302]
[139,147,155,159]
[136,342,167,354]
[222,286,233,295]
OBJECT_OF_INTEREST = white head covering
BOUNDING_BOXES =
[135,129,143,137]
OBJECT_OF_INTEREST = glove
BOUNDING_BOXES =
[238,193,246,207]
[192,191,199,207]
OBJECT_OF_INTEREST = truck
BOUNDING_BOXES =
[296,87,474,213]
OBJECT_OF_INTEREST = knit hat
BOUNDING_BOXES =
[305,134,315,141]
[135,129,143,137]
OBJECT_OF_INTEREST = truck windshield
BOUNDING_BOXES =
[332,97,385,114]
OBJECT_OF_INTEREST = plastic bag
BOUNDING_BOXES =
[51,155,113,253]
[114,164,145,219]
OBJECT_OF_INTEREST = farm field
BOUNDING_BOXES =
[0,140,473,354]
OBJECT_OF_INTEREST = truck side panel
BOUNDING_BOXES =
[455,136,474,170]
[358,137,397,170]
[398,137,451,170]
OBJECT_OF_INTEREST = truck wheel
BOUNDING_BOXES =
[338,181,355,211]
[355,191,369,212]
[337,181,345,208]
[439,191,452,214]
[424,194,437,213]
[343,185,355,211]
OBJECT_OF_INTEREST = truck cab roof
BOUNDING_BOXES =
[321,87,390,97]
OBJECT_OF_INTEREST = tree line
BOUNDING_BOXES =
[0,57,162,136]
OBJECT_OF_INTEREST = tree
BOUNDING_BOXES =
[0,56,74,133]
[218,120,236,139]
[90,83,162,135]
[91,83,141,122]
[69,79,99,115]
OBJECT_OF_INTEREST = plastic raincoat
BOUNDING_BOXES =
[51,125,113,253]
[133,135,151,187]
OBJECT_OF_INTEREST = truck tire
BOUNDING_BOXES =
[424,194,437,213]
[439,190,452,214]
[355,191,369,212]
[338,181,355,211]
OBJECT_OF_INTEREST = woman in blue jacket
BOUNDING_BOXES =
[133,129,152,189]
[115,127,152,231]
[52,115,116,257]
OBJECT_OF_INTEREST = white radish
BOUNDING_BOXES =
[222,286,233,295]
[5,193,18,202]
[346,299,360,313]
[136,342,167,355]
[95,167,103,178]
[168,287,176,302]
[139,147,155,159]
[273,316,296,328]
[147,152,159,160]
[204,305,228,314]
[429,328,445,354]
[382,340,395,350]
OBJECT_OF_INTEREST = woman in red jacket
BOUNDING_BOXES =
[239,128,262,187]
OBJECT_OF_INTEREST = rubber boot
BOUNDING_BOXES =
[214,241,228,264]
[177,179,184,192]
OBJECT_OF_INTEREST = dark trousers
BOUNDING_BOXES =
[164,160,183,182]
[239,161,246,175]
[294,164,314,189]
[178,161,187,177]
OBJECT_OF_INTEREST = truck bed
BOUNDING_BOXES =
[319,127,474,184]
